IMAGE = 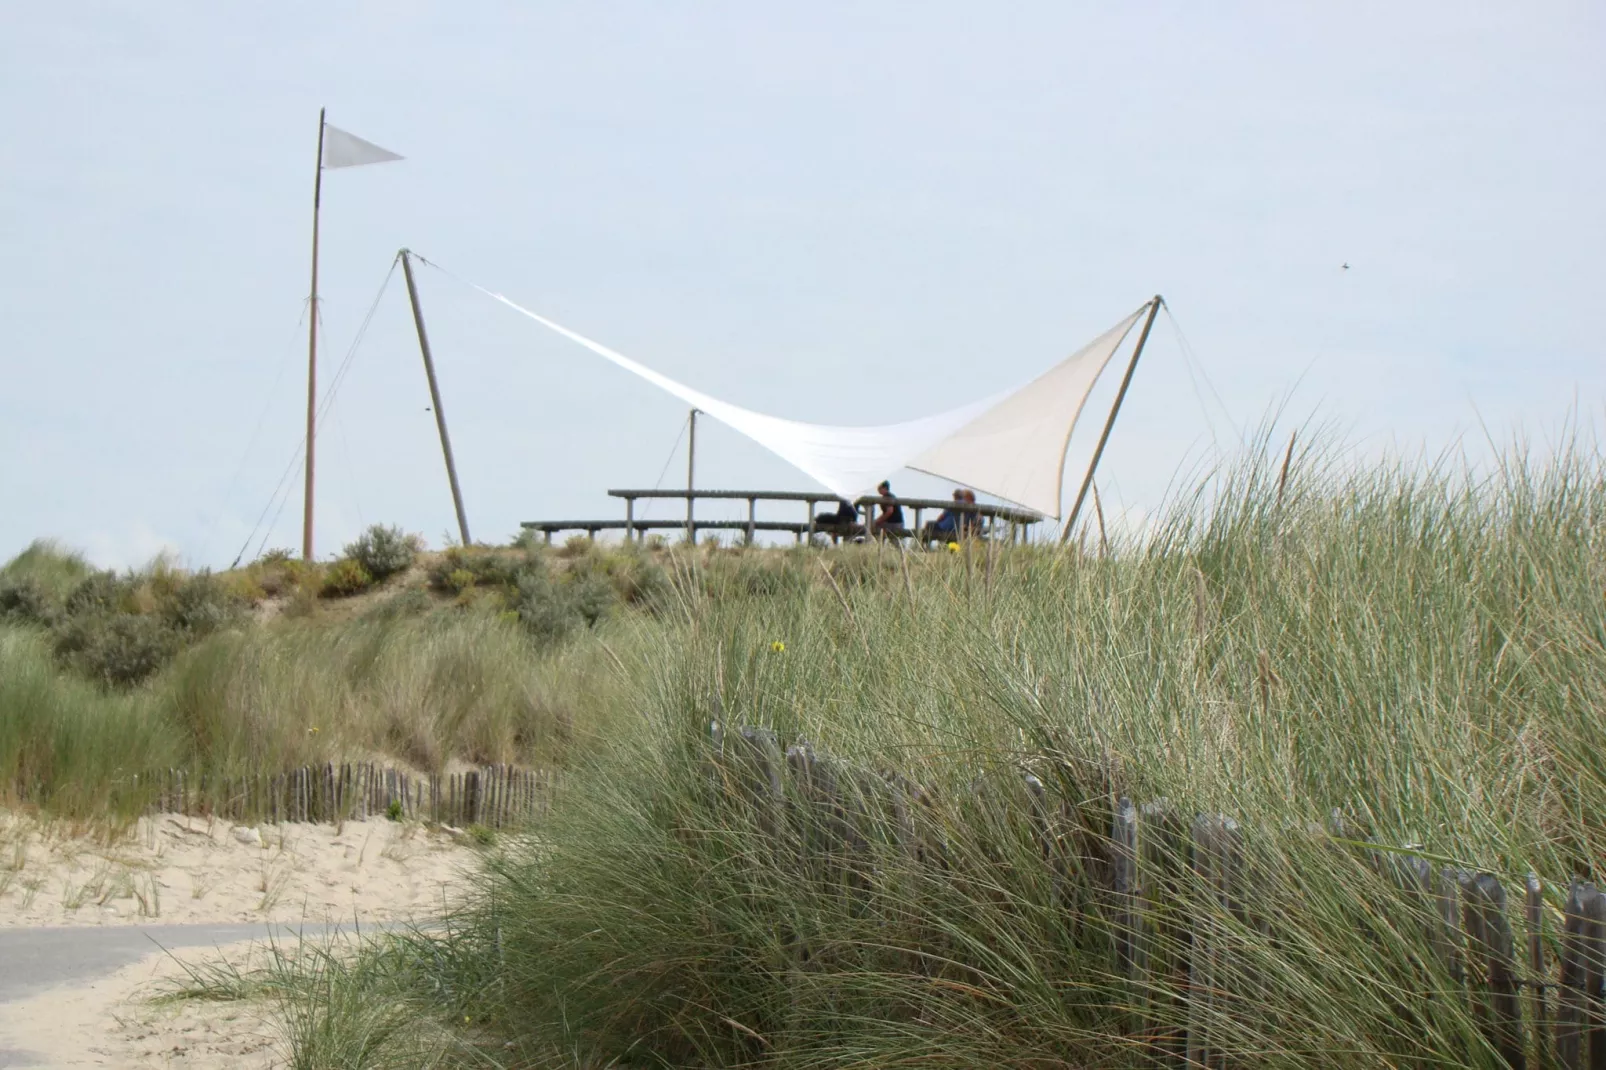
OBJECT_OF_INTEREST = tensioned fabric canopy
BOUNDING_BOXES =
[474,281,1149,518]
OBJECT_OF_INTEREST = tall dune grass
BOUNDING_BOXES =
[0,599,646,816]
[0,629,183,814]
[249,436,1606,1067]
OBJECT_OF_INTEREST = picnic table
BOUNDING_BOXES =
[521,490,1043,546]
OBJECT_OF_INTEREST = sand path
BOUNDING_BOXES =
[0,812,484,1067]
[0,926,300,1068]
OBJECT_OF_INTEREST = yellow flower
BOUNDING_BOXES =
[308,726,319,734]
[770,640,785,653]
[946,542,961,553]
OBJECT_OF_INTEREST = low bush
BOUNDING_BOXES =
[343,524,419,582]
[64,570,129,616]
[428,546,523,594]
[160,572,245,636]
[556,534,592,560]
[55,612,180,687]
[0,577,56,627]
[320,559,373,598]
[569,573,615,628]
[253,556,318,598]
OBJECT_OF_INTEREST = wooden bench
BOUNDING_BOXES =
[521,518,815,546]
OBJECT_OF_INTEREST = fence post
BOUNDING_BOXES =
[465,770,481,825]
[1439,866,1468,988]
[1139,799,1186,1067]
[1112,797,1140,980]
[729,727,785,841]
[1186,814,1218,1069]
[1556,882,1597,1069]
[1463,873,1524,1068]
[1527,873,1548,1068]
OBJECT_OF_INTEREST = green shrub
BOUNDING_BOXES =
[343,525,419,582]
[55,612,180,687]
[428,546,522,593]
[64,570,129,616]
[160,572,245,636]
[601,547,672,609]
[557,534,592,560]
[0,577,57,627]
[254,556,317,598]
[320,558,373,598]
[569,573,615,628]
[512,564,580,644]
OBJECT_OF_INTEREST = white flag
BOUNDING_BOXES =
[321,123,403,170]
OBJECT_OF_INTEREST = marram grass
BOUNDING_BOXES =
[174,435,1606,1067]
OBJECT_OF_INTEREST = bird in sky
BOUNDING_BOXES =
[1342,262,1351,270]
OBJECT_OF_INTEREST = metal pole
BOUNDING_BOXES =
[302,108,326,562]
[401,250,471,547]
[1061,296,1162,543]
[685,409,697,544]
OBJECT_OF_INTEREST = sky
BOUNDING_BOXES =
[1,3,1602,568]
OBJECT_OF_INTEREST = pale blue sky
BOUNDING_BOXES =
[2,3,1602,567]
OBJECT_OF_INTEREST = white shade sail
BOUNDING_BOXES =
[473,278,1149,518]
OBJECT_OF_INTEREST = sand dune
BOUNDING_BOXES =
[0,811,480,928]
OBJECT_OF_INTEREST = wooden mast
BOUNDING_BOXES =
[302,108,327,562]
[401,250,471,547]
[1060,295,1163,543]
[685,408,698,544]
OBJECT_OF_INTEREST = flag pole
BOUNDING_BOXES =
[302,108,327,562]
[1060,295,1162,544]
[400,249,472,547]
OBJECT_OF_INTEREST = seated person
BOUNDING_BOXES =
[957,489,982,538]
[815,497,859,527]
[921,489,966,545]
[871,480,904,537]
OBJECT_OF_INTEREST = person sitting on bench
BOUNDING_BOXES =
[922,489,966,545]
[871,480,904,538]
[957,489,982,538]
[816,497,859,528]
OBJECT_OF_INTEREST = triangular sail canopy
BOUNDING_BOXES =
[474,280,1147,518]
[907,311,1144,516]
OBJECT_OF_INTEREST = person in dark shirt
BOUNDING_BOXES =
[815,497,858,526]
[871,480,904,538]
[813,497,862,542]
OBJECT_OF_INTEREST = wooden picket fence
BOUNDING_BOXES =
[139,762,553,828]
[713,724,1606,1069]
